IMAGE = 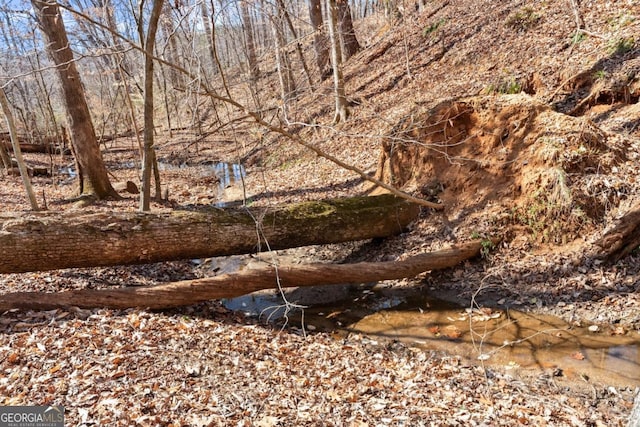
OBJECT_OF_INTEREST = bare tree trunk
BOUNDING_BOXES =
[201,0,218,74]
[159,2,183,131]
[276,0,313,88]
[201,0,232,98]
[0,241,488,311]
[309,0,331,80]
[160,2,183,91]
[252,1,266,53]
[326,0,349,123]
[338,0,361,60]
[31,0,117,201]
[103,0,142,153]
[241,0,260,80]
[159,64,173,137]
[140,0,164,211]
[0,88,39,210]
[200,0,234,123]
[152,149,162,201]
[0,135,10,170]
[22,26,61,148]
[117,65,143,157]
[271,11,297,106]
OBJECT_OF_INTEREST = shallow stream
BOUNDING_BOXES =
[223,276,640,388]
[59,160,246,205]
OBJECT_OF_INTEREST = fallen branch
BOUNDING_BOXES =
[567,0,584,33]
[0,240,491,311]
[593,200,640,261]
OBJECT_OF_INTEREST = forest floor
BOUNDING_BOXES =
[1,0,640,425]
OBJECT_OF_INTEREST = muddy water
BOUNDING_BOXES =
[226,287,640,387]
[340,300,640,387]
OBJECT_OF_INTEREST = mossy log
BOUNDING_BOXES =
[0,240,487,311]
[0,194,419,274]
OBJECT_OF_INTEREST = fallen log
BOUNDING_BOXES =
[5,165,49,177]
[0,194,419,274]
[0,240,488,311]
[1,139,64,154]
[98,129,136,143]
[593,199,640,261]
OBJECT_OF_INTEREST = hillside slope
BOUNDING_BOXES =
[0,1,639,425]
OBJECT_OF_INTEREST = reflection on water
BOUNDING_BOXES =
[212,163,246,207]
[213,162,245,190]
[157,161,246,205]
[345,304,640,386]
[585,345,639,383]
[225,286,640,387]
[224,293,288,320]
[158,161,245,187]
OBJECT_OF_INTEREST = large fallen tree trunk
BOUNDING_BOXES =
[593,200,640,261]
[0,194,419,274]
[0,240,488,311]
[1,138,66,154]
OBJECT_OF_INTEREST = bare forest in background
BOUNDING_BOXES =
[0,0,375,159]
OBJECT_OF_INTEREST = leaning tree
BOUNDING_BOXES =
[31,0,118,201]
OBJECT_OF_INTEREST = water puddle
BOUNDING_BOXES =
[158,161,245,191]
[341,301,640,387]
[159,161,245,204]
[225,286,640,387]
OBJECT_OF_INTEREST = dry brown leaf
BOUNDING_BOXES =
[610,326,626,336]
[6,352,20,364]
[443,326,462,340]
[571,352,585,360]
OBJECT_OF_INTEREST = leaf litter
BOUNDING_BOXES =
[1,0,640,424]
[0,303,636,425]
